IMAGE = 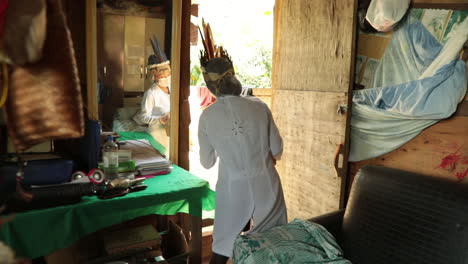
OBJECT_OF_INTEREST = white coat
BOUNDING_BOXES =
[139,84,170,152]
[140,84,170,125]
[198,95,287,257]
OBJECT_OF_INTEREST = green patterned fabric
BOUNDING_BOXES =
[233,219,351,264]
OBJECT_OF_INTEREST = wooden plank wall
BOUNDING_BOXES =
[348,2,468,197]
[272,0,356,220]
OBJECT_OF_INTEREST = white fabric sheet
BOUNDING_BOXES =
[350,17,468,162]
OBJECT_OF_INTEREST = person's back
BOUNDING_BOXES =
[200,95,281,183]
[197,56,287,263]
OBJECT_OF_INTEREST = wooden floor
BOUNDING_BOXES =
[202,225,214,264]
[201,226,233,264]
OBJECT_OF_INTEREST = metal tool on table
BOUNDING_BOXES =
[98,178,148,200]
[71,168,106,184]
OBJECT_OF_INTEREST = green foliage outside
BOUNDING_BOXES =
[190,45,272,88]
[235,44,272,88]
[190,1,273,89]
[190,60,203,86]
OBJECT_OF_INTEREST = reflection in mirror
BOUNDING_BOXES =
[96,0,172,156]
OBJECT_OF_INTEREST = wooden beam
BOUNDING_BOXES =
[178,0,191,170]
[341,0,359,210]
[251,88,272,96]
[271,0,284,111]
[96,8,166,19]
[411,0,468,9]
[169,0,182,165]
[86,0,98,121]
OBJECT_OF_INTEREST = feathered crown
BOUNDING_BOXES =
[198,19,234,75]
[147,34,169,69]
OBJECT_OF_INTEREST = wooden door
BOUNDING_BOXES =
[124,16,146,92]
[272,0,357,219]
[97,13,125,129]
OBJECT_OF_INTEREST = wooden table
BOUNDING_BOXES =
[0,165,216,264]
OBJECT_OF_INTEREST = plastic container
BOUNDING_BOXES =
[102,136,119,180]
[0,159,74,186]
[98,160,136,173]
[118,149,132,162]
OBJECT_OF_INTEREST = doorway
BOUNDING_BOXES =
[188,0,276,191]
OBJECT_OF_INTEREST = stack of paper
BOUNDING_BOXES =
[119,139,172,176]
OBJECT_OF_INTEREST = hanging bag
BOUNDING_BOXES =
[365,0,410,32]
[4,0,84,151]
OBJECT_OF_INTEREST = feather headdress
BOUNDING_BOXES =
[198,19,234,83]
[147,34,169,70]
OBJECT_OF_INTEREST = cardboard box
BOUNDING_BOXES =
[103,224,161,255]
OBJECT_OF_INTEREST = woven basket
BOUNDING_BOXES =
[5,0,84,151]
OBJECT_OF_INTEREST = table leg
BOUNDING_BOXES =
[189,215,202,264]
[189,198,202,264]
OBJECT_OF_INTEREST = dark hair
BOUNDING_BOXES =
[204,58,241,96]
[218,75,242,96]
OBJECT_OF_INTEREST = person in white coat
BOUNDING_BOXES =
[198,56,288,263]
[137,53,171,153]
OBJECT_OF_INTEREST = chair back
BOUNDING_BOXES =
[342,165,468,264]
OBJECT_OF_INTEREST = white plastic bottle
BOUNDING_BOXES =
[102,135,119,180]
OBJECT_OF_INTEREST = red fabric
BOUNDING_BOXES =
[0,0,8,37]
[197,86,216,108]
[135,170,171,179]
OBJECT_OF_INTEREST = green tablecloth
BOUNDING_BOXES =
[0,132,216,259]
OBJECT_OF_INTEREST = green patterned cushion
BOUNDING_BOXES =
[232,218,351,264]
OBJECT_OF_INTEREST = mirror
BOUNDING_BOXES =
[90,0,181,161]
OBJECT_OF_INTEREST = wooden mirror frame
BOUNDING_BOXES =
[85,0,182,164]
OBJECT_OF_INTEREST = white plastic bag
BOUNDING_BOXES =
[365,0,410,32]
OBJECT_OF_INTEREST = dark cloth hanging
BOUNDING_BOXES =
[0,0,8,37]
